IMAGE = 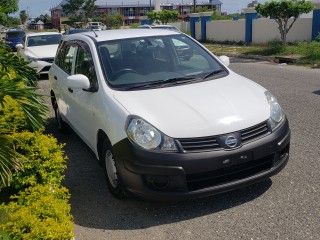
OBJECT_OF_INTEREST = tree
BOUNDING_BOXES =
[19,10,28,25]
[38,13,51,24]
[0,0,19,25]
[193,0,197,13]
[195,6,210,13]
[147,10,179,25]
[256,0,314,46]
[62,0,84,16]
[100,13,122,29]
[83,0,97,23]
[0,0,18,14]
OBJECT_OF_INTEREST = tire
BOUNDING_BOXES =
[101,139,126,199]
[53,101,68,133]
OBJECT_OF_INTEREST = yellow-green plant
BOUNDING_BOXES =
[10,131,67,191]
[1,185,74,240]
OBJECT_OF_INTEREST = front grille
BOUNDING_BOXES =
[186,154,274,191]
[177,121,270,152]
[241,121,269,144]
[178,136,221,152]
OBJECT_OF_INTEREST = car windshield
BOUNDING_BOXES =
[7,31,24,38]
[97,34,227,90]
[27,34,62,47]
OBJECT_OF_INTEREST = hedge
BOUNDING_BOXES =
[0,185,74,240]
[10,131,67,191]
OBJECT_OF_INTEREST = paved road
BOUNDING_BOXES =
[39,60,320,240]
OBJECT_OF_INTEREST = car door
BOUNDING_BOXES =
[65,41,99,149]
[51,41,77,127]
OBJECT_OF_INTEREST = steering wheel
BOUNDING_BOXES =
[111,68,137,80]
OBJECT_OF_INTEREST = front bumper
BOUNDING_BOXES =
[113,118,290,201]
[28,60,52,74]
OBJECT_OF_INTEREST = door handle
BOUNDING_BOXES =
[54,76,57,80]
[68,88,73,93]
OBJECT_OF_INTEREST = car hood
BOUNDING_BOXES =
[114,73,271,138]
[25,45,59,58]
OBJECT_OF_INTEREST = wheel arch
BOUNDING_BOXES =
[50,90,56,107]
[97,129,111,162]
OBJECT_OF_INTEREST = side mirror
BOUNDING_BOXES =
[219,55,230,67]
[67,74,90,90]
[16,43,24,49]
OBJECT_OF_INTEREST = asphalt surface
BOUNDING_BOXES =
[39,59,320,240]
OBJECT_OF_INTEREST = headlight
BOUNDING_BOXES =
[126,117,177,152]
[265,91,283,129]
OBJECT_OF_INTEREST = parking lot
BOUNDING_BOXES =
[39,59,320,239]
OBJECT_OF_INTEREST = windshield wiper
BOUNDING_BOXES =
[202,69,225,80]
[125,76,197,90]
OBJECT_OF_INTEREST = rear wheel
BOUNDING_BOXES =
[101,139,126,199]
[53,101,67,133]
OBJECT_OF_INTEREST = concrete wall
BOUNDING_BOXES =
[170,21,190,33]
[206,19,246,42]
[196,21,201,40]
[252,18,313,43]
[172,17,313,43]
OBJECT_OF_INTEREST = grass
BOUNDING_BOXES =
[203,40,320,66]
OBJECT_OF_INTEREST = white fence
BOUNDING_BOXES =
[173,17,313,43]
[252,18,312,43]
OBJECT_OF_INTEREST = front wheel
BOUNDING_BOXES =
[101,139,126,199]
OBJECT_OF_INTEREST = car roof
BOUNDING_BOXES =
[26,32,62,37]
[63,29,180,42]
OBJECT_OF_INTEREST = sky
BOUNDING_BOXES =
[17,0,268,18]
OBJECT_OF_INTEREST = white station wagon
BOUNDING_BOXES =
[49,29,290,201]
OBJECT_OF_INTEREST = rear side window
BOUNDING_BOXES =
[55,42,77,75]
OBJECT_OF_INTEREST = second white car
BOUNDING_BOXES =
[16,32,62,75]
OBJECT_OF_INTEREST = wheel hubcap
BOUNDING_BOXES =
[105,150,118,188]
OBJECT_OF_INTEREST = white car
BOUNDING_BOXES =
[49,29,290,201]
[87,22,107,30]
[16,32,62,74]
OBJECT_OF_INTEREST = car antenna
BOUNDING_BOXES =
[91,29,98,37]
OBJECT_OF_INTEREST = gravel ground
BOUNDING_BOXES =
[38,59,320,240]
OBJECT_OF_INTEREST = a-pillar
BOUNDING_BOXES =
[200,12,213,42]
[189,13,200,39]
[312,3,320,40]
[244,8,258,45]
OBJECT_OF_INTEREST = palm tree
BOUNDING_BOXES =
[0,40,48,187]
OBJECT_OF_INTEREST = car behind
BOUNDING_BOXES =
[3,29,25,51]
[16,32,62,75]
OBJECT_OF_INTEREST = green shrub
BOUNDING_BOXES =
[299,41,320,61]
[10,131,67,191]
[0,96,29,133]
[0,185,74,240]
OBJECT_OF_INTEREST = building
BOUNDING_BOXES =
[50,0,222,28]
